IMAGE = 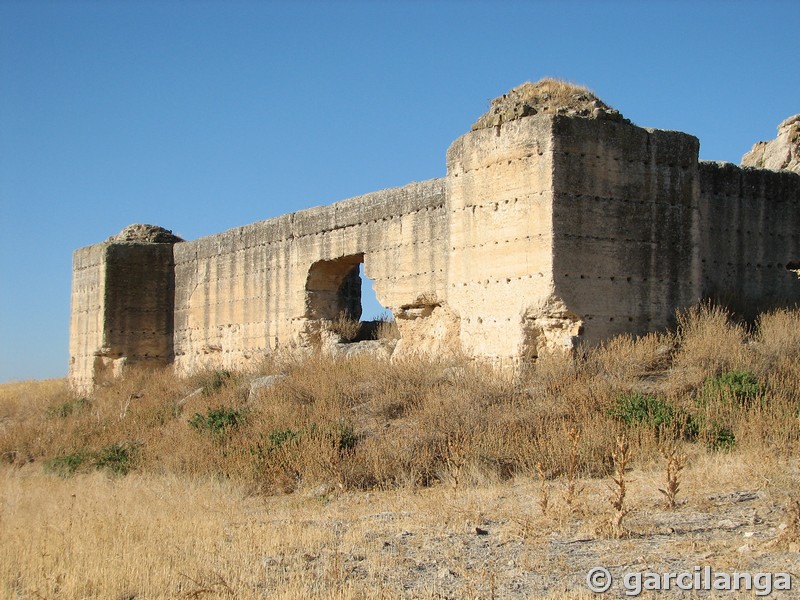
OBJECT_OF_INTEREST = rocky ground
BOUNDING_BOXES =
[252,458,800,599]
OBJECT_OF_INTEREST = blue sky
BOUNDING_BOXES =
[1,0,797,382]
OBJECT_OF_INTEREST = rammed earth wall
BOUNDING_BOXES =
[69,111,800,391]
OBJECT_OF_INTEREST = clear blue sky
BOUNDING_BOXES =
[1,0,797,382]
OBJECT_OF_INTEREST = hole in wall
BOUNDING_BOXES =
[787,261,800,279]
[305,255,396,343]
[358,263,398,341]
[359,264,390,320]
[305,254,363,322]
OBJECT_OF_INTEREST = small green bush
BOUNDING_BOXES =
[200,370,232,396]
[609,393,675,429]
[700,370,764,407]
[47,397,90,418]
[332,420,359,451]
[94,442,139,475]
[268,428,299,449]
[706,423,736,451]
[189,407,246,438]
[44,452,88,477]
[44,442,139,477]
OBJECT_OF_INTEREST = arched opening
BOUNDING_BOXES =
[305,254,363,321]
[305,254,397,343]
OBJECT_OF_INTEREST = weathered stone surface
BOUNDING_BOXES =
[328,339,397,360]
[248,375,287,401]
[69,231,178,391]
[741,115,800,174]
[68,80,800,391]
[109,224,183,244]
[698,161,800,319]
[471,79,624,131]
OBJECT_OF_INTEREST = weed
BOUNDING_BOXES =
[94,442,139,475]
[44,442,138,477]
[198,370,232,396]
[700,370,764,407]
[563,427,584,509]
[445,432,468,494]
[44,452,89,477]
[326,312,361,342]
[375,312,400,341]
[536,462,549,516]
[608,434,632,538]
[268,428,300,449]
[705,423,736,451]
[609,393,675,430]
[189,407,246,438]
[658,439,687,509]
[331,420,359,452]
[782,498,800,544]
[47,396,90,418]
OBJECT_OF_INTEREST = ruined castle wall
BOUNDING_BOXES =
[68,242,176,390]
[172,179,446,374]
[103,243,176,367]
[550,118,702,345]
[68,244,107,392]
[444,116,556,361]
[698,163,800,318]
[68,90,800,391]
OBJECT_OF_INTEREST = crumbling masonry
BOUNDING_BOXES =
[69,81,800,391]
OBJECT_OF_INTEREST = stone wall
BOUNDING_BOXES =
[69,244,107,392]
[68,84,800,390]
[698,162,800,318]
[445,115,556,362]
[68,241,176,390]
[171,179,447,375]
[550,117,702,345]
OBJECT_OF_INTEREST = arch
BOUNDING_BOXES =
[304,253,364,320]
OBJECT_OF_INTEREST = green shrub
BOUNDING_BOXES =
[189,407,246,438]
[268,428,300,449]
[609,393,676,429]
[47,397,90,418]
[200,370,233,395]
[94,442,139,475]
[700,370,764,407]
[43,442,139,477]
[609,392,701,441]
[706,423,736,451]
[332,420,359,451]
[44,452,88,477]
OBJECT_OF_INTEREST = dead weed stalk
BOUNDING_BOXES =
[536,462,549,516]
[563,427,584,510]
[658,439,687,509]
[609,434,632,538]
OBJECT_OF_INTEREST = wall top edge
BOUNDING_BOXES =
[184,176,446,246]
[699,160,800,179]
[75,177,446,254]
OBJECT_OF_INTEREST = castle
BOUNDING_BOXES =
[68,80,800,391]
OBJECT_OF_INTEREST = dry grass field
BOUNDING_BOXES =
[2,304,800,598]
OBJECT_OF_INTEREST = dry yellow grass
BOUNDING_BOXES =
[2,305,800,597]
[2,452,797,599]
